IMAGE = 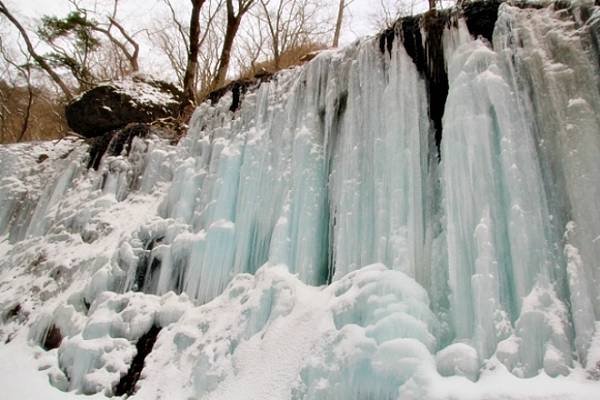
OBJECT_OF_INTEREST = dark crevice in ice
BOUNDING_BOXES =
[230,82,243,112]
[554,0,573,10]
[422,12,452,157]
[325,210,336,286]
[42,324,63,350]
[379,27,396,56]
[379,11,452,159]
[251,220,271,276]
[87,133,113,170]
[3,303,22,322]
[322,91,348,285]
[114,325,161,397]
[333,91,348,127]
[171,255,188,295]
[87,123,150,170]
[133,235,165,293]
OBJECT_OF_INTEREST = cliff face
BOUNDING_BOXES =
[1,1,600,399]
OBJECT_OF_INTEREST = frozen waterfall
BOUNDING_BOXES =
[1,1,600,399]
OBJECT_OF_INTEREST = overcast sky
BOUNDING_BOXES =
[6,0,425,43]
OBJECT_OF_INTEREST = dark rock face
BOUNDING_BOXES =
[86,123,151,170]
[114,325,161,397]
[422,12,453,157]
[66,77,183,138]
[3,303,22,322]
[376,1,506,159]
[207,72,274,112]
[462,0,502,43]
[380,11,453,159]
[379,27,396,55]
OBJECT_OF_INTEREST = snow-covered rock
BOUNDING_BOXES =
[65,76,182,137]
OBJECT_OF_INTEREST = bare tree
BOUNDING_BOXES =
[92,0,140,73]
[153,0,223,101]
[153,27,188,85]
[332,0,356,47]
[234,13,267,75]
[13,61,33,142]
[16,68,33,142]
[37,7,100,91]
[0,0,74,100]
[0,40,34,141]
[182,0,207,106]
[369,0,418,29]
[155,1,190,86]
[64,0,140,73]
[332,0,344,47]
[0,35,67,143]
[196,6,225,93]
[39,0,141,89]
[257,0,329,69]
[211,0,256,89]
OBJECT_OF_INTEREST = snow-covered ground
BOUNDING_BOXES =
[2,1,600,399]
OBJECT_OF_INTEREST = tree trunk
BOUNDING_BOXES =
[18,79,33,142]
[332,0,344,47]
[0,1,73,101]
[182,0,206,107]
[212,15,242,90]
[272,36,280,69]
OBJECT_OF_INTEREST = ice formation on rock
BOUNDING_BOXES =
[1,1,600,399]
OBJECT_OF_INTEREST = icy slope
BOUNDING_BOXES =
[1,1,600,399]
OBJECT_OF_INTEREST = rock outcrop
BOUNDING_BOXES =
[65,76,182,138]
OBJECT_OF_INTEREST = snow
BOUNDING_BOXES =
[1,2,600,399]
[436,342,480,381]
[112,78,179,107]
[0,337,106,400]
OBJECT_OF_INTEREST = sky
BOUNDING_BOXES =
[6,0,416,43]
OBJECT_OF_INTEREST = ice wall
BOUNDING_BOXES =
[120,33,438,306]
[114,0,600,381]
[441,1,600,376]
[1,1,600,398]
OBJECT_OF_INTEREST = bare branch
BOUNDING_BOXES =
[211,0,256,89]
[106,17,139,71]
[0,0,73,100]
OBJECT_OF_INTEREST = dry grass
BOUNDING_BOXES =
[238,42,326,83]
[198,41,326,104]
